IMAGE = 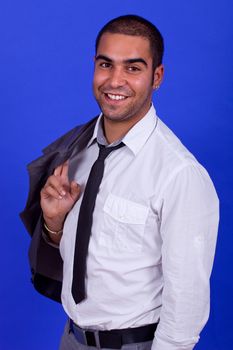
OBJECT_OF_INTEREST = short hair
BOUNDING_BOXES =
[95,15,164,71]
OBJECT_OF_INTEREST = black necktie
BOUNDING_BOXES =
[72,142,125,304]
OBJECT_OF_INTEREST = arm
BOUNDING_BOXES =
[152,164,219,350]
[40,161,80,245]
[23,161,81,302]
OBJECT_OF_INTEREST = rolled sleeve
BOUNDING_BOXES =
[153,164,219,350]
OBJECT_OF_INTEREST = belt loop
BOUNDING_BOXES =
[82,330,88,345]
[94,330,101,349]
[68,318,73,334]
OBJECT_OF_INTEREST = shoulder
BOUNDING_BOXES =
[155,118,198,166]
[152,117,218,203]
[152,117,206,179]
[42,115,98,154]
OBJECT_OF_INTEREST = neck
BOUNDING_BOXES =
[103,108,151,144]
[103,119,129,144]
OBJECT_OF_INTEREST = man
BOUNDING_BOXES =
[20,15,219,350]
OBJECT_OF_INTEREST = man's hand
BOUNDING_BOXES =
[41,161,80,234]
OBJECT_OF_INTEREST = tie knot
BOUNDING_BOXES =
[97,142,124,161]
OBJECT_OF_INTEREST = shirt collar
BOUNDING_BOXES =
[122,104,158,155]
[87,104,158,155]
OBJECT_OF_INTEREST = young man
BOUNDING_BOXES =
[21,15,219,350]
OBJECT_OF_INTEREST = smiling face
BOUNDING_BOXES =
[93,33,163,127]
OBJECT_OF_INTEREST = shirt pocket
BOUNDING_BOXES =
[99,193,149,253]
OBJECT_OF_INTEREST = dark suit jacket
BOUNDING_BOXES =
[20,116,98,303]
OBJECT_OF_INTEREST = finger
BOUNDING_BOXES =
[54,164,63,177]
[70,181,81,201]
[45,175,67,196]
[60,161,69,181]
[41,185,63,200]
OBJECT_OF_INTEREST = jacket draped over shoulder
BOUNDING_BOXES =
[20,116,97,302]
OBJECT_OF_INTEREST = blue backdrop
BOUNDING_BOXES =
[0,1,232,349]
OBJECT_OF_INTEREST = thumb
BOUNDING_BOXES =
[70,181,81,201]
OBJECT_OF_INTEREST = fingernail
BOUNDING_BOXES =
[61,190,66,196]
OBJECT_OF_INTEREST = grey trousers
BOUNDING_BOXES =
[59,321,153,350]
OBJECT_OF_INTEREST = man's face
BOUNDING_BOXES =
[93,33,161,124]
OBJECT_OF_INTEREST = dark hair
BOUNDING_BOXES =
[95,15,164,71]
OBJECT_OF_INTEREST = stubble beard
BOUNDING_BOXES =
[95,93,152,125]
[97,101,136,123]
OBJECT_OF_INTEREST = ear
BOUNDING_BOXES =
[152,64,164,90]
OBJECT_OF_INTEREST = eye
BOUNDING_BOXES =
[99,62,112,69]
[127,66,141,72]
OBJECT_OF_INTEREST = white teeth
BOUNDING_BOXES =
[107,93,126,100]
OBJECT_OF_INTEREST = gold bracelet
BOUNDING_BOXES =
[44,222,63,235]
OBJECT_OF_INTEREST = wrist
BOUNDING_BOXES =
[43,221,63,236]
[42,218,64,245]
[43,215,65,233]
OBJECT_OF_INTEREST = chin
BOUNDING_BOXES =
[100,106,133,122]
[103,112,130,122]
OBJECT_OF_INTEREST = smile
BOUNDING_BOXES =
[105,93,127,101]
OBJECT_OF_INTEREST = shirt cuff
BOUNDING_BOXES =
[152,329,199,350]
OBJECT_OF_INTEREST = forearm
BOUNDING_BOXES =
[151,272,209,350]
[27,213,63,302]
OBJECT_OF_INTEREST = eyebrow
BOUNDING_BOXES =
[95,55,148,67]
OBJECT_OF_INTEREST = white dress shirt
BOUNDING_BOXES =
[59,105,219,350]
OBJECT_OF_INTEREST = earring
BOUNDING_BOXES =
[155,85,160,90]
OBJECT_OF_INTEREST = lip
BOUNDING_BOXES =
[103,92,129,104]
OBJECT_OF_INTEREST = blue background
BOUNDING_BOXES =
[0,1,232,349]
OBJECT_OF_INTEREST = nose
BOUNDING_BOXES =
[108,67,126,88]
